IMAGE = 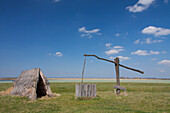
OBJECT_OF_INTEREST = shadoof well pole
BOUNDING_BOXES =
[81,54,144,95]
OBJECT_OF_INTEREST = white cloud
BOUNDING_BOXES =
[151,58,157,61]
[89,60,93,63]
[133,39,140,44]
[117,56,130,61]
[113,46,123,49]
[79,27,100,34]
[159,69,166,72]
[79,27,101,38]
[96,33,102,35]
[105,44,124,55]
[158,60,170,65]
[145,38,152,44]
[105,47,124,55]
[105,43,112,47]
[131,50,159,56]
[150,39,163,43]
[115,33,120,37]
[126,0,155,13]
[142,26,170,36]
[147,38,163,44]
[105,44,123,49]
[55,52,63,57]
[134,38,163,44]
[131,50,149,55]
[162,51,167,54]
[81,34,86,37]
[48,53,52,56]
[80,34,93,38]
[105,49,120,55]
[110,56,130,61]
[53,0,60,2]
[109,56,114,60]
[150,51,159,55]
[115,32,128,37]
[164,0,168,3]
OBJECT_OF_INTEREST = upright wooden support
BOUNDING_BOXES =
[114,57,120,95]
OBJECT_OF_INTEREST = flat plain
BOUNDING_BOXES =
[0,82,170,113]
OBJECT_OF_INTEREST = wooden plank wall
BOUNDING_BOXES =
[76,83,96,97]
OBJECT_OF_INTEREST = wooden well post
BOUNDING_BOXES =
[114,57,120,95]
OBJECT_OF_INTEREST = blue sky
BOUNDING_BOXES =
[0,0,170,78]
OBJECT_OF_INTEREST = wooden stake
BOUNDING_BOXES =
[81,56,86,83]
[114,57,120,95]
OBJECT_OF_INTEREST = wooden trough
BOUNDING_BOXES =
[76,83,96,97]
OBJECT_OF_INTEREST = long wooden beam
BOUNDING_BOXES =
[84,54,144,74]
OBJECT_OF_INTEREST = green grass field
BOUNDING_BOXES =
[0,82,170,113]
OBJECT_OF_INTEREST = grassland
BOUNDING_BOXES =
[0,82,170,113]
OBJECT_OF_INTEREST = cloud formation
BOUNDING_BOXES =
[105,46,124,55]
[105,43,112,47]
[164,0,168,3]
[48,53,52,56]
[162,51,167,54]
[142,26,170,36]
[55,52,63,57]
[159,69,166,72]
[158,60,170,65]
[133,39,140,44]
[131,50,159,56]
[53,0,60,2]
[151,58,157,61]
[115,33,120,37]
[145,38,163,44]
[113,46,123,49]
[79,27,101,38]
[134,38,163,44]
[126,0,155,13]
[110,56,130,61]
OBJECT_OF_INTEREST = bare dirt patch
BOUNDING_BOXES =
[0,87,13,95]
[38,93,60,100]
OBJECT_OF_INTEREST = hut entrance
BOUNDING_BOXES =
[36,75,46,98]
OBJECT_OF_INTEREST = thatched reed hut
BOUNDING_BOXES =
[10,68,53,100]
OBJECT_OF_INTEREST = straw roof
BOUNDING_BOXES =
[10,68,53,100]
